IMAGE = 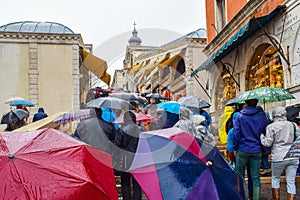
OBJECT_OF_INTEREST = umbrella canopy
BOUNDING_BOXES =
[53,109,91,124]
[0,128,118,200]
[129,128,246,200]
[178,96,210,109]
[146,93,168,100]
[157,101,181,114]
[110,93,148,104]
[10,100,35,107]
[225,97,238,106]
[87,97,134,110]
[1,109,29,124]
[114,112,158,123]
[236,86,295,104]
[4,96,24,104]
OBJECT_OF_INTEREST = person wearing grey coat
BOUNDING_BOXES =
[260,106,300,200]
[173,107,197,137]
[74,108,116,154]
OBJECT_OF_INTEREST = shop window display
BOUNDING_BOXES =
[248,46,284,90]
[216,71,236,110]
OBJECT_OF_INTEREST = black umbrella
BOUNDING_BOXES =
[146,93,168,100]
[87,97,134,110]
[1,109,29,124]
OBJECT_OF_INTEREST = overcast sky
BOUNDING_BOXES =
[0,0,206,76]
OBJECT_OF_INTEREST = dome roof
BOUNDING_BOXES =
[128,23,142,46]
[0,21,75,34]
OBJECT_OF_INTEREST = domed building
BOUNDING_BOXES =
[0,21,109,124]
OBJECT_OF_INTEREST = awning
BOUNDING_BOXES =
[100,72,111,85]
[191,5,286,77]
[81,49,109,80]
[127,63,143,72]
[159,54,179,68]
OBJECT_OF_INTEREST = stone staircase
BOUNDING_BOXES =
[215,144,300,184]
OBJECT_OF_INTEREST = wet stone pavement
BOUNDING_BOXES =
[261,182,300,200]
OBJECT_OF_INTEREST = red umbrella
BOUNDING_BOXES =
[0,128,118,200]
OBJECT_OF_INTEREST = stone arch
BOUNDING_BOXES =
[245,34,288,89]
[174,58,186,79]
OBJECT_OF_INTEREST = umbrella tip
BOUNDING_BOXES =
[206,160,213,167]
[8,154,15,159]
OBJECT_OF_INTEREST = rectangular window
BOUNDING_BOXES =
[216,0,226,30]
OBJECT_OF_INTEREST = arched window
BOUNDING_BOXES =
[248,44,284,89]
[174,59,185,79]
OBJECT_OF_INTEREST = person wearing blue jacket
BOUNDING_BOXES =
[233,98,269,200]
[32,107,48,122]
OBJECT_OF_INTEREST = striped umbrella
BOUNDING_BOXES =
[53,109,91,124]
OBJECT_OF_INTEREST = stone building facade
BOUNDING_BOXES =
[124,26,207,101]
[0,21,109,122]
[192,0,300,129]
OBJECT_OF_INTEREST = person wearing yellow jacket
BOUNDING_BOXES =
[218,106,234,144]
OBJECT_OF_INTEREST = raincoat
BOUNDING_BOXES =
[173,107,196,137]
[218,106,234,144]
[191,114,215,144]
[233,106,269,153]
[74,116,116,154]
[32,107,48,122]
[261,106,300,162]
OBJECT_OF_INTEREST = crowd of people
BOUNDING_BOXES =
[73,92,215,200]
[223,99,300,200]
[74,90,300,200]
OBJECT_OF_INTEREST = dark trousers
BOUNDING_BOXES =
[121,172,142,200]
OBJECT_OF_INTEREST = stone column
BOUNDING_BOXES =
[185,47,194,97]
[28,42,39,118]
[72,44,80,110]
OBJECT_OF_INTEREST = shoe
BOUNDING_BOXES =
[260,168,272,176]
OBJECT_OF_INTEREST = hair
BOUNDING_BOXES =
[245,99,258,107]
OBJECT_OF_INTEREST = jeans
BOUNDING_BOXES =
[272,159,299,194]
[261,154,271,169]
[236,150,262,200]
[121,172,142,200]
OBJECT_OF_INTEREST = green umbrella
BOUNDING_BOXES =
[236,86,295,108]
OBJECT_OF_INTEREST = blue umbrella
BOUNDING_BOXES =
[157,101,181,114]
[10,100,35,107]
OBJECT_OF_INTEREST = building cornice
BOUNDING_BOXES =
[0,32,81,44]
[204,0,266,55]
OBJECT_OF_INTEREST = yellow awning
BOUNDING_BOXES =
[81,49,108,79]
[127,63,143,72]
[159,54,179,68]
[144,63,158,76]
[101,72,111,85]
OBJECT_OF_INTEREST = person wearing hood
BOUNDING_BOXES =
[115,111,142,200]
[261,106,300,200]
[144,98,159,130]
[32,107,48,122]
[173,107,196,137]
[191,114,215,144]
[233,99,269,200]
[218,106,234,144]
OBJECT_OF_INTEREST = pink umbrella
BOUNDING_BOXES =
[114,112,158,123]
